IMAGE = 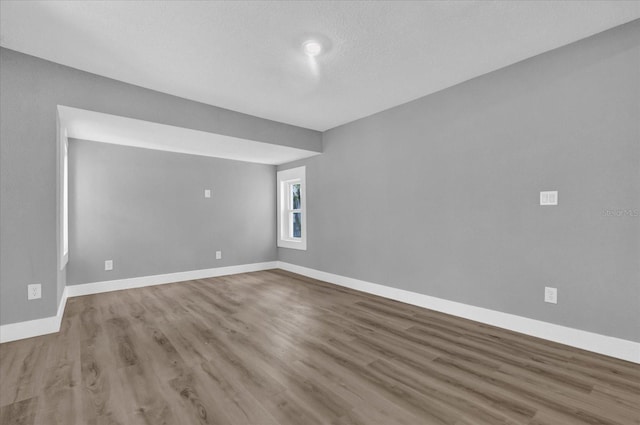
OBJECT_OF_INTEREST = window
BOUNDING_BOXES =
[58,124,69,269]
[277,166,307,250]
[63,137,68,260]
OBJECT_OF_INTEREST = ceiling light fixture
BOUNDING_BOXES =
[302,40,323,57]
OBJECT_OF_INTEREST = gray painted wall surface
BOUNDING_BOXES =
[67,140,276,285]
[0,47,319,325]
[279,21,640,342]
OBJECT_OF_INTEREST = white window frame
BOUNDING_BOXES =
[277,166,307,250]
[57,122,69,270]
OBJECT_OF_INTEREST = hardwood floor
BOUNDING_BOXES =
[1,269,638,425]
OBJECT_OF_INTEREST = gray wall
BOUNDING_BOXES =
[279,21,640,342]
[2,21,638,343]
[0,47,320,326]
[67,139,275,285]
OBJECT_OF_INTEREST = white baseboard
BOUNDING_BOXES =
[0,262,277,343]
[66,261,278,297]
[0,286,69,344]
[4,260,638,364]
[277,261,640,364]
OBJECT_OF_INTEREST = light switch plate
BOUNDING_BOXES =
[27,284,42,300]
[540,191,558,206]
[204,189,211,198]
[544,286,558,304]
[105,260,113,271]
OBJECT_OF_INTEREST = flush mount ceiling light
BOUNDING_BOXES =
[302,40,323,57]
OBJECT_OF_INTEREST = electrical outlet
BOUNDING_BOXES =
[105,260,113,271]
[544,286,558,304]
[27,284,41,300]
[216,251,222,260]
[540,191,558,206]
[204,189,211,198]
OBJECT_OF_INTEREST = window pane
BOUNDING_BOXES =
[63,140,68,255]
[291,183,301,210]
[291,212,302,238]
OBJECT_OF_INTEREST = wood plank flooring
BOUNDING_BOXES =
[1,269,638,425]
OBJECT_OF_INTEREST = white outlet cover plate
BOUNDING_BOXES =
[27,284,42,300]
[105,260,113,271]
[544,286,558,304]
[204,189,211,198]
[216,251,222,260]
[540,191,558,206]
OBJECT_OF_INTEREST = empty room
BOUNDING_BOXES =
[0,1,639,424]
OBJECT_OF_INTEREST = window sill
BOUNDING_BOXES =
[278,239,307,250]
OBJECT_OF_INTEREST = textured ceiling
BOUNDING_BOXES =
[1,1,639,131]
